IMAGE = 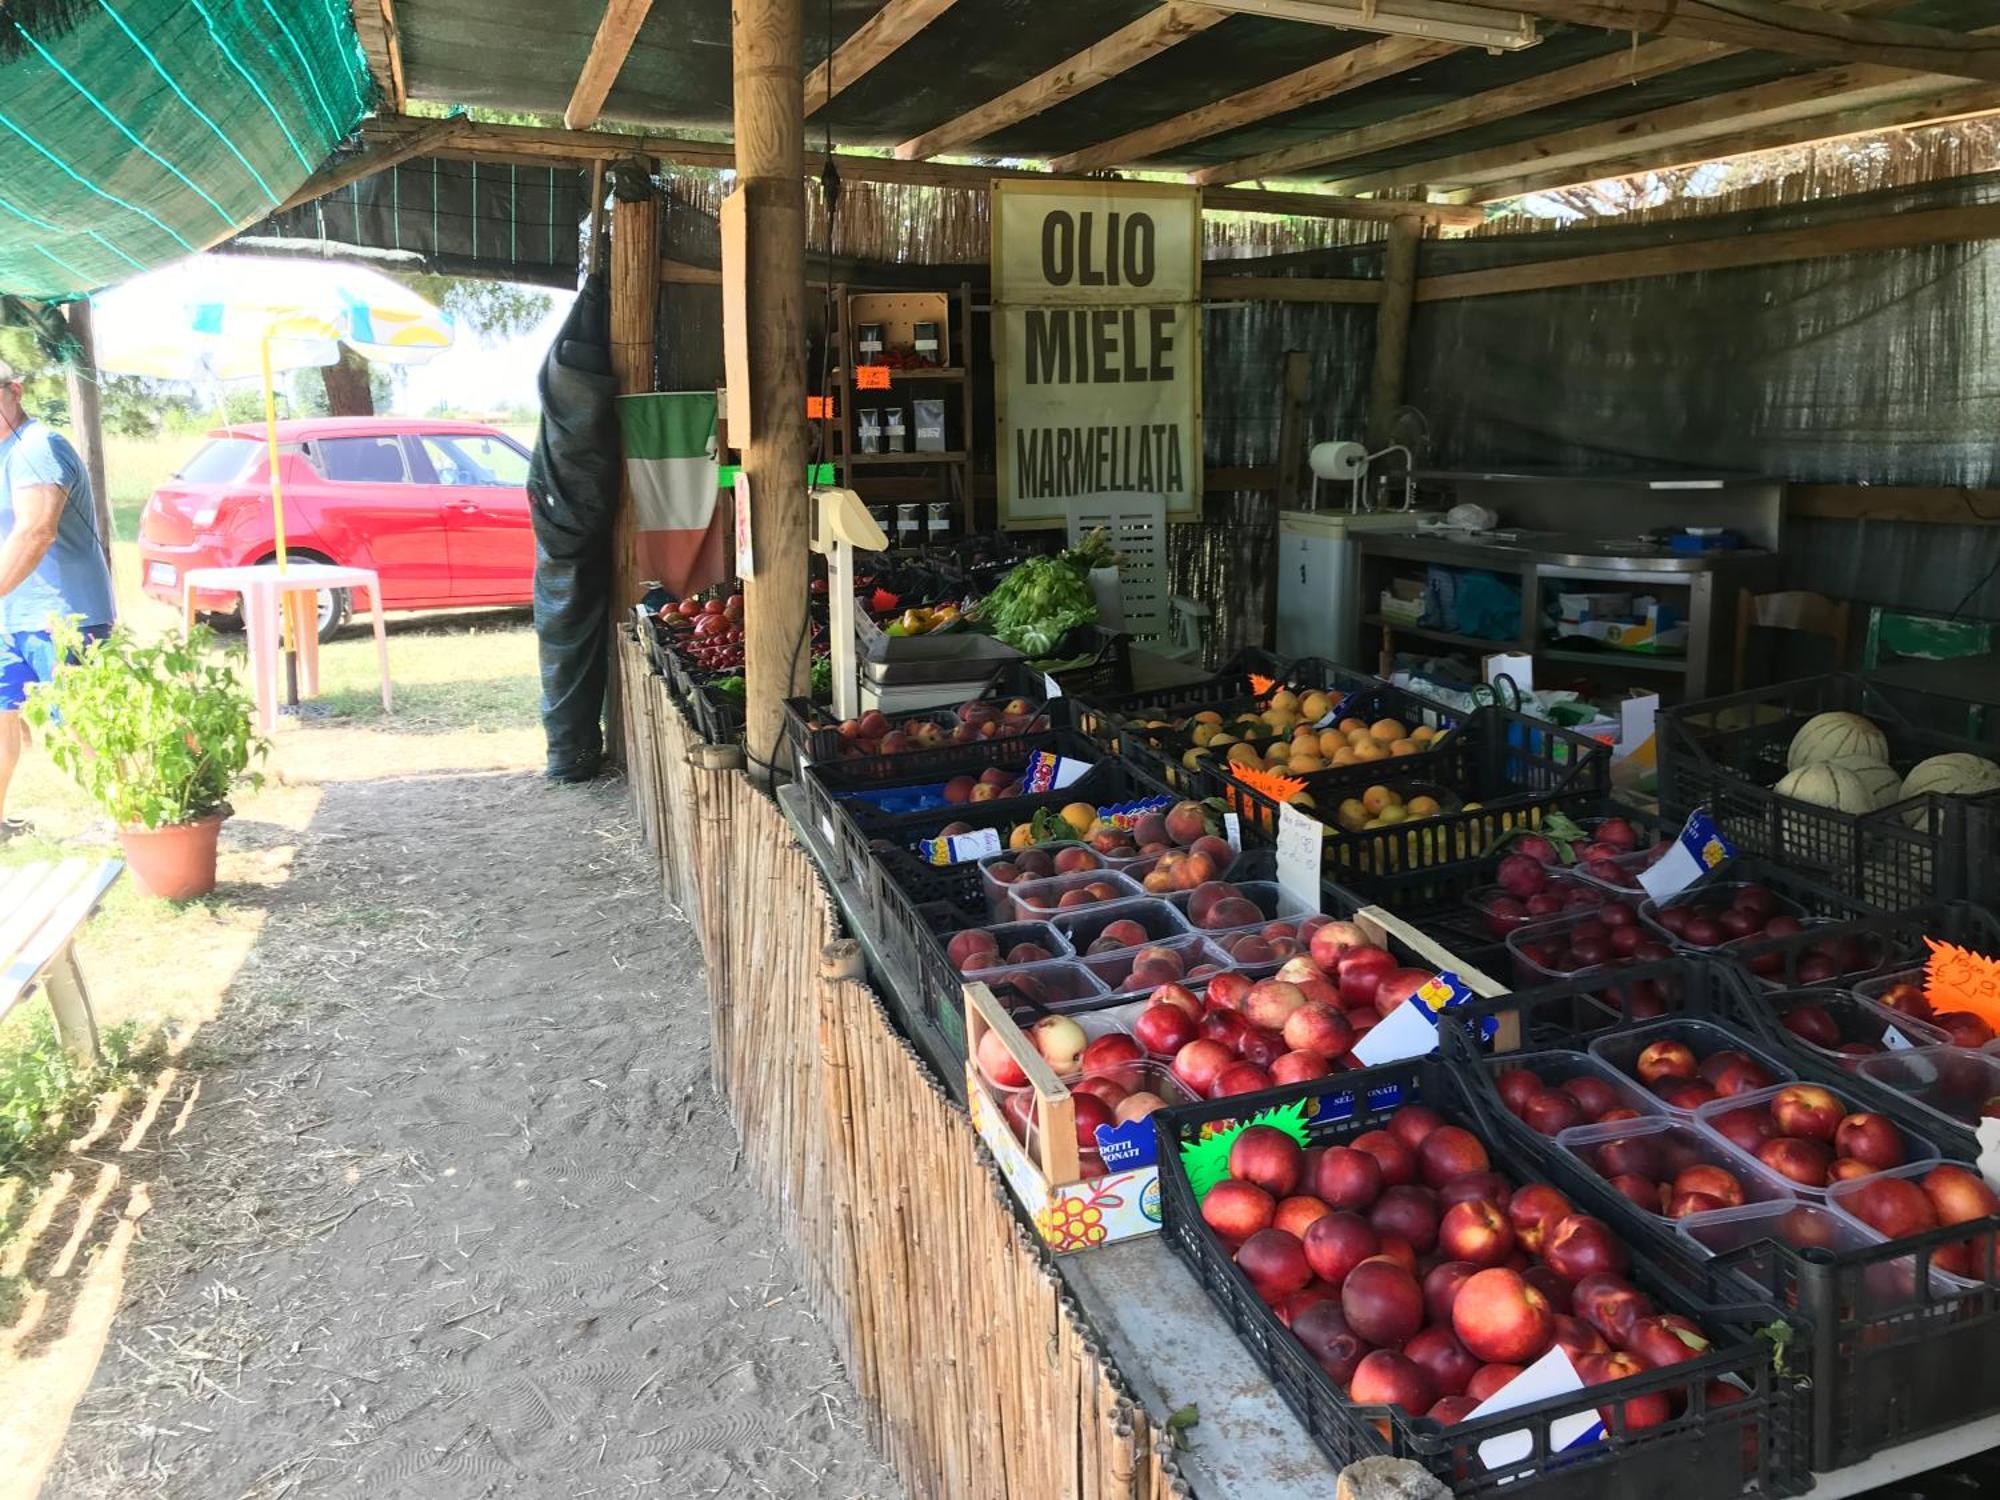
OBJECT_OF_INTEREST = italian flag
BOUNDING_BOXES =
[618,391,730,598]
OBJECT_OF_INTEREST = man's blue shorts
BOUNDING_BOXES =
[0,624,109,711]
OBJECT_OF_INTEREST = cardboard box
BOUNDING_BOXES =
[963,907,1509,1252]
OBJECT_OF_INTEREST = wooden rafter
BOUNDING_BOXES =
[349,0,406,111]
[893,3,1228,161]
[1453,0,2000,83]
[1188,0,1904,186]
[1413,198,2000,301]
[1048,35,1454,174]
[565,0,656,131]
[1470,87,2000,202]
[1330,42,2000,196]
[349,117,1481,224]
[805,0,964,117]
[275,113,465,213]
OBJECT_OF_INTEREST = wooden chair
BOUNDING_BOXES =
[1734,590,1850,691]
[1,859,123,1064]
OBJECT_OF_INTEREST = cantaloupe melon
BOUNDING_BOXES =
[1787,711,1888,771]
[1825,756,1903,811]
[1776,762,1877,814]
[1897,752,2000,826]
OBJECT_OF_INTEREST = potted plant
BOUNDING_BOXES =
[24,621,266,900]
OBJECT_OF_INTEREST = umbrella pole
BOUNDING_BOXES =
[260,333,299,707]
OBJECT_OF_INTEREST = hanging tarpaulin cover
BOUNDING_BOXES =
[0,0,371,300]
[618,392,730,600]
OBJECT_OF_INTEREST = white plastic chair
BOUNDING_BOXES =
[1062,496,1209,661]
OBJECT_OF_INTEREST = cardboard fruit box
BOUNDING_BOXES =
[964,906,1508,1253]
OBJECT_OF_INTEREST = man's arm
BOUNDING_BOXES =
[0,482,65,599]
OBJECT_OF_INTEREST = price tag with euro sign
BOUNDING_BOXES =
[1351,971,1490,1067]
[854,365,892,390]
[1637,807,1736,901]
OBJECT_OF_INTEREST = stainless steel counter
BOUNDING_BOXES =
[1357,529,1780,698]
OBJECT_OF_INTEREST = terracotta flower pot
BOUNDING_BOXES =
[119,808,227,901]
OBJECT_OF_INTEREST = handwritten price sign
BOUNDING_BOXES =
[854,365,892,390]
[1928,938,2000,1024]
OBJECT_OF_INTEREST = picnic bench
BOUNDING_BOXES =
[0,859,123,1065]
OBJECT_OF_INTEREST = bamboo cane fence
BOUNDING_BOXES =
[619,639,1189,1500]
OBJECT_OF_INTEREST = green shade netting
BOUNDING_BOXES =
[0,0,371,301]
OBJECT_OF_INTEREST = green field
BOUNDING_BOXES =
[1,431,543,1172]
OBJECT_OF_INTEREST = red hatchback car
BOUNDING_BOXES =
[139,417,536,639]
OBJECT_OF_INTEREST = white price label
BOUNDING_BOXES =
[1043,673,1063,699]
[1882,1024,1915,1052]
[1978,1118,2000,1193]
[1350,999,1440,1068]
[1223,812,1242,852]
[1276,801,1323,909]
[1469,1346,1600,1472]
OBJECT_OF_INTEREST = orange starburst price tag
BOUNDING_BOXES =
[1231,763,1307,804]
[854,365,891,390]
[1249,674,1277,697]
[1927,938,2000,1026]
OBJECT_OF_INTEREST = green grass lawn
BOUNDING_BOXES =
[1,430,546,1168]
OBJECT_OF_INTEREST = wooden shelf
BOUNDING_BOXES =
[836,366,967,382]
[846,450,969,467]
[1538,644,1688,674]
[1363,614,1528,653]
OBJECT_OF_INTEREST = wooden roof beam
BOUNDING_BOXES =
[1049,35,1456,173]
[352,117,1480,223]
[350,0,406,111]
[1188,0,1905,185]
[1451,0,2000,82]
[1471,87,2000,202]
[894,3,1229,161]
[805,0,965,117]
[565,0,656,131]
[1330,38,2000,195]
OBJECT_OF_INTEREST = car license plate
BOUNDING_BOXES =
[147,562,177,587]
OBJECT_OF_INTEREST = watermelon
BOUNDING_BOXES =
[1787,711,1888,771]
[1898,752,2000,826]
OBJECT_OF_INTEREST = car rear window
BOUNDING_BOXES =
[317,436,410,483]
[175,438,259,484]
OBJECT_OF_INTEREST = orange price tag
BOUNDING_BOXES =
[1231,763,1308,804]
[1249,674,1277,697]
[1927,938,2000,1026]
[854,365,891,390]
[807,395,832,420]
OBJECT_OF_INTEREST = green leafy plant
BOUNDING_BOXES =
[23,621,267,829]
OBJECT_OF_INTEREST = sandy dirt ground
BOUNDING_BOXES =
[26,761,902,1499]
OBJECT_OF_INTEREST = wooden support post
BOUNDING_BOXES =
[607,161,661,768]
[1368,219,1422,451]
[1269,350,1309,651]
[731,0,810,785]
[61,300,112,571]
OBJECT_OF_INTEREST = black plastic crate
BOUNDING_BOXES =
[849,761,1182,1055]
[1659,673,2000,908]
[1441,973,2000,1476]
[799,728,1119,874]
[1721,903,2000,1153]
[1030,623,1134,701]
[780,669,1063,769]
[1198,708,1611,919]
[1152,1053,1799,1499]
[686,681,746,746]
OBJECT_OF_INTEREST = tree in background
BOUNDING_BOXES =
[309,276,552,417]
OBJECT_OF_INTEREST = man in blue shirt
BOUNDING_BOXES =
[0,358,117,840]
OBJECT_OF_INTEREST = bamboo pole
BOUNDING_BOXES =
[60,301,112,572]
[729,0,810,786]
[1367,217,1423,450]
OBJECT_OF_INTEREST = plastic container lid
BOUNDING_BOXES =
[1008,868,1143,923]
[1587,1017,1797,1116]
[1855,1046,2000,1131]
[1555,1114,1798,1225]
[1693,1081,1942,1199]
[1169,880,1316,939]
[1052,896,1194,955]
